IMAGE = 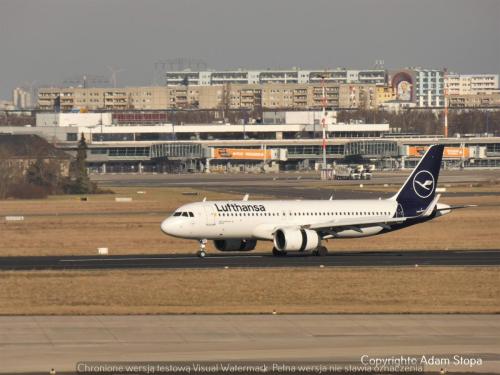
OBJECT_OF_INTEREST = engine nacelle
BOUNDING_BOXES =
[273,228,320,251]
[213,239,257,252]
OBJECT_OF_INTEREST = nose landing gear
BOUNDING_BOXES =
[197,239,207,258]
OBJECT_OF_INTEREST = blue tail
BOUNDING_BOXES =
[390,144,445,217]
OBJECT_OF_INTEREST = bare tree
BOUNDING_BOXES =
[0,151,21,199]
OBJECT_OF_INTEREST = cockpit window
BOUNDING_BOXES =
[173,211,194,217]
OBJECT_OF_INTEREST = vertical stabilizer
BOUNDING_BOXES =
[390,144,445,217]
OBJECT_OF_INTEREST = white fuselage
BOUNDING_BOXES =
[161,199,399,241]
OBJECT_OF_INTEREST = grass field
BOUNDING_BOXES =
[0,267,498,315]
[0,182,499,315]
[0,185,499,256]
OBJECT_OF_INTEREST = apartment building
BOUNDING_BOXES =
[446,74,499,95]
[448,93,500,108]
[167,83,342,109]
[414,69,445,107]
[165,69,386,86]
[38,83,379,111]
[376,86,395,104]
[38,87,171,111]
[12,87,32,109]
[338,84,378,109]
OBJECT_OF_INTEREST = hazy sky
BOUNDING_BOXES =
[1,0,499,100]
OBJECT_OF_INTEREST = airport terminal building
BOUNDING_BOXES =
[2,111,499,173]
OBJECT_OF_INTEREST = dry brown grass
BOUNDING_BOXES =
[0,187,265,256]
[0,267,498,315]
[0,187,498,256]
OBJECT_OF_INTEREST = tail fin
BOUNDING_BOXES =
[390,144,445,217]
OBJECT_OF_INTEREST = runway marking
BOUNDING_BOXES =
[59,255,265,262]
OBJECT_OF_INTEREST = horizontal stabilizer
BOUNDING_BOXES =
[437,204,477,211]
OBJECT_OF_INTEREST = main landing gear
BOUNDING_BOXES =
[312,246,328,256]
[272,247,287,257]
[272,247,328,256]
[197,239,207,258]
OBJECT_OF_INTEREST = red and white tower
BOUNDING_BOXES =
[321,77,328,168]
[444,68,449,138]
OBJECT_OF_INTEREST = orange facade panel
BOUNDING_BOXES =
[213,148,273,160]
[408,146,469,158]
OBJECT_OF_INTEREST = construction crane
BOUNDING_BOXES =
[107,66,126,88]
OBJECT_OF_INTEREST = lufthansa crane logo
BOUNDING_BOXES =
[413,170,435,199]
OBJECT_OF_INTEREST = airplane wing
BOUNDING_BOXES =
[256,217,407,240]
[305,216,407,231]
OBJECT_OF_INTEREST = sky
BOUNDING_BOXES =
[1,0,499,100]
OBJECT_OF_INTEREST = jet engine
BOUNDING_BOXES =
[273,228,320,251]
[213,239,257,252]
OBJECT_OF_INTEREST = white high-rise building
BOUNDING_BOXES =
[413,69,445,108]
[12,87,32,109]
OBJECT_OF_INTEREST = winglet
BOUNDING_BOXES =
[420,194,441,217]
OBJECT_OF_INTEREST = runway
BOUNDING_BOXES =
[1,249,499,270]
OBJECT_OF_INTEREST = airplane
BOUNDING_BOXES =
[161,144,471,258]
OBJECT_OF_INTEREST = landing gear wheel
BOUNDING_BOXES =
[314,246,328,256]
[272,247,287,257]
[198,239,207,258]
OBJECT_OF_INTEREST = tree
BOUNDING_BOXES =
[26,158,59,194]
[64,133,95,194]
[0,152,21,199]
[76,132,88,180]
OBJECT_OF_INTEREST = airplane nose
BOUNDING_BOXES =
[161,218,173,235]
